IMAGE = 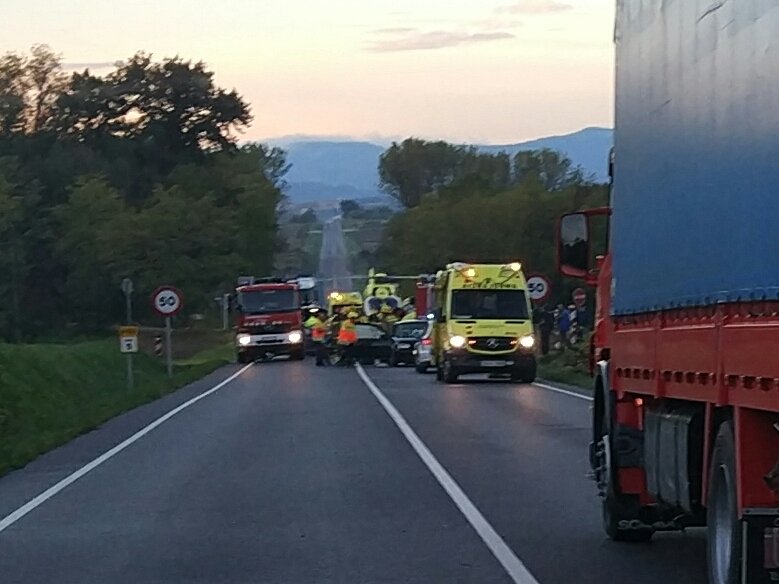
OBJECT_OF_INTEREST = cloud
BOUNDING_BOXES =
[497,0,573,14]
[63,61,115,70]
[372,27,416,35]
[367,30,514,52]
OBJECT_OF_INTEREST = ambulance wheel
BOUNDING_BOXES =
[442,358,459,384]
[707,421,740,584]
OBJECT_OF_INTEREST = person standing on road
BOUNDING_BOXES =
[312,311,330,367]
[536,305,553,355]
[337,311,359,366]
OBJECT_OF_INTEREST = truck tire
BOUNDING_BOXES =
[236,351,249,364]
[290,348,305,361]
[594,388,653,543]
[442,358,459,384]
[707,421,741,584]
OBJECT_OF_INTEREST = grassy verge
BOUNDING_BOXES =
[537,344,592,389]
[0,339,234,477]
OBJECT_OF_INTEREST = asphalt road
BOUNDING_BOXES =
[0,361,708,583]
[318,217,352,293]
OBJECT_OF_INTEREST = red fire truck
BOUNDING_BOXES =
[560,3,779,582]
[234,277,305,363]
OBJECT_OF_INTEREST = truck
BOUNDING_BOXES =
[558,3,779,582]
[431,262,536,384]
[234,277,305,363]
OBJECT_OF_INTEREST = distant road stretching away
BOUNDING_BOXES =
[318,216,353,293]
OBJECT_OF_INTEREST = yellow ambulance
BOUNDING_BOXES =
[432,262,536,383]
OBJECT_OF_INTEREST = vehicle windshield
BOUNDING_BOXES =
[451,290,529,320]
[239,290,298,314]
[393,322,428,339]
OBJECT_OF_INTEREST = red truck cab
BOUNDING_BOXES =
[234,278,305,363]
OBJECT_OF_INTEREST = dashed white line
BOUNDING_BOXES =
[533,381,593,402]
[0,363,253,534]
[356,363,541,584]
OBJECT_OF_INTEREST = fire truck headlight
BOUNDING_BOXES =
[288,330,303,344]
[237,334,251,346]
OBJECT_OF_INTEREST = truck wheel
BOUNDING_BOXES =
[443,358,459,384]
[707,421,741,584]
[236,352,248,364]
[290,348,305,361]
[594,393,653,543]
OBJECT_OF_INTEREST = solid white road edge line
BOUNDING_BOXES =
[533,381,593,402]
[0,363,253,535]
[355,364,541,584]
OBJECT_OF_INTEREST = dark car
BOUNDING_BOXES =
[328,322,392,365]
[390,320,430,366]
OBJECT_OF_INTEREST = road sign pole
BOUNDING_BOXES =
[127,353,134,390]
[222,293,229,331]
[165,316,173,378]
[122,278,134,391]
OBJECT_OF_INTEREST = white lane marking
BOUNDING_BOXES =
[355,364,541,584]
[0,364,253,534]
[533,381,593,402]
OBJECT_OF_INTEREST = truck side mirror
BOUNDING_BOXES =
[558,212,591,279]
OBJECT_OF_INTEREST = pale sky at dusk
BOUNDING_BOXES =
[1,0,615,144]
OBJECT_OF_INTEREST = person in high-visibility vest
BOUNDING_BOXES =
[337,311,359,366]
[311,311,330,366]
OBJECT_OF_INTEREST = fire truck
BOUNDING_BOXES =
[234,277,305,363]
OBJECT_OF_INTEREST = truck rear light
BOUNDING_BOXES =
[422,338,432,346]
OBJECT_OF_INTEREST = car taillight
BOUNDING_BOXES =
[422,338,432,346]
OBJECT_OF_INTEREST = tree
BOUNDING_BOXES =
[378,138,468,208]
[513,148,589,191]
[340,199,361,216]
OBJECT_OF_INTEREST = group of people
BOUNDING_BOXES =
[303,302,417,367]
[533,303,591,355]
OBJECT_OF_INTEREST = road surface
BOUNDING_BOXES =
[318,217,353,293]
[0,362,708,583]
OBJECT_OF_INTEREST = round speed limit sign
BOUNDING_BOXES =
[152,286,183,317]
[526,275,551,304]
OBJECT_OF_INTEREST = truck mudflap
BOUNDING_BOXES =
[743,509,779,583]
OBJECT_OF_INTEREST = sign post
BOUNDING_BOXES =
[120,278,135,390]
[527,274,552,304]
[118,325,139,390]
[152,286,183,378]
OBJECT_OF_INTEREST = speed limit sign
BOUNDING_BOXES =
[152,286,183,317]
[526,274,552,303]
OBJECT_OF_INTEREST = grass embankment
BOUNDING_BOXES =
[537,341,592,389]
[0,338,233,476]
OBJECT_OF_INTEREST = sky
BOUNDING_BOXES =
[0,0,615,144]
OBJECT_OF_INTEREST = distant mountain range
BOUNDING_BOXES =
[268,127,613,203]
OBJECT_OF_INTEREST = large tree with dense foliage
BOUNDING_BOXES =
[0,46,283,340]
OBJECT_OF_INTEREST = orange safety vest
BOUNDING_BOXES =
[312,321,327,342]
[337,321,358,345]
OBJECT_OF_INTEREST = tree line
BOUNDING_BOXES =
[0,45,285,341]
[376,138,608,305]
